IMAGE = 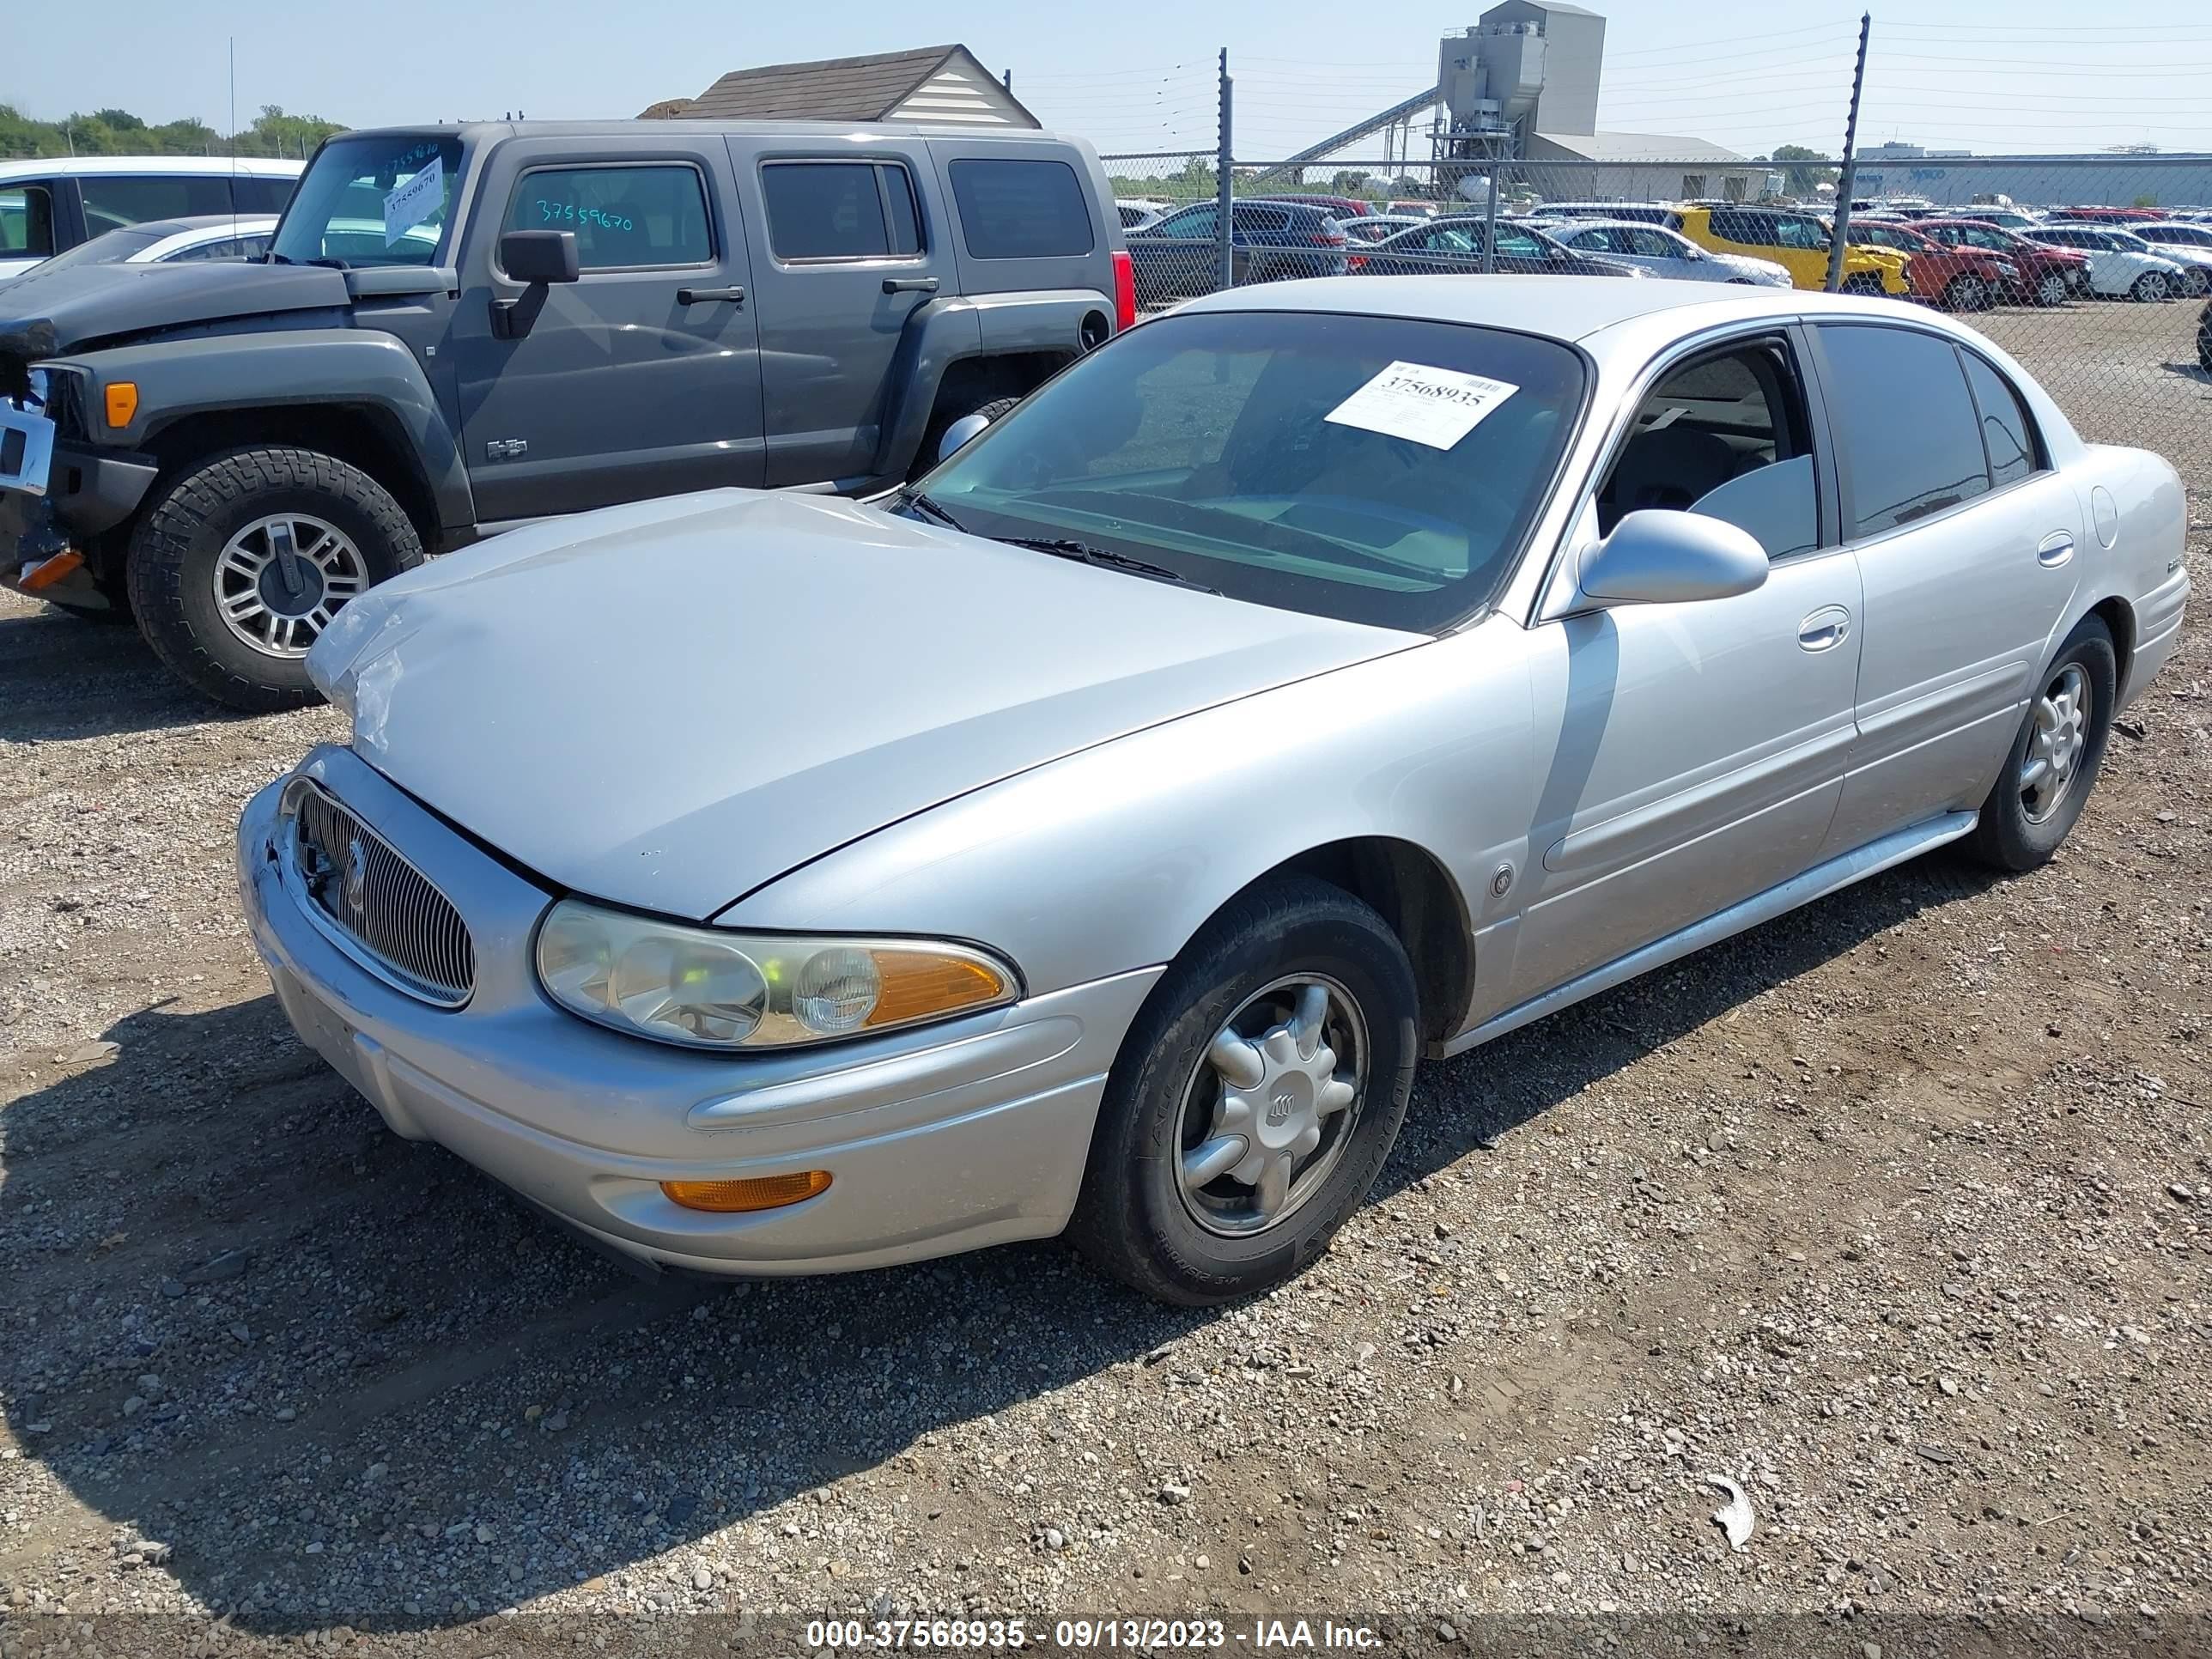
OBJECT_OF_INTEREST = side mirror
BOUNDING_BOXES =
[499,229,580,285]
[938,411,994,465]
[1578,509,1769,606]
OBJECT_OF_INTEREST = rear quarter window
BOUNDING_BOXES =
[947,158,1095,259]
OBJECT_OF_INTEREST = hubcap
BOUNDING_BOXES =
[212,514,367,658]
[2021,663,2092,824]
[2039,274,2066,305]
[1175,975,1367,1238]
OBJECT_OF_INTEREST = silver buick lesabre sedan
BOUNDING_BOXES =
[239,276,2189,1306]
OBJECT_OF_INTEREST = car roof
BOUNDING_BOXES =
[1178,273,1971,347]
[1551,219,1679,234]
[338,119,1096,149]
[109,213,277,239]
[0,155,303,183]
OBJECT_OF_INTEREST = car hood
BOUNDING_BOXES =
[0,259,350,360]
[309,489,1419,921]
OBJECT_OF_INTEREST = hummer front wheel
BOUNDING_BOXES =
[126,447,422,713]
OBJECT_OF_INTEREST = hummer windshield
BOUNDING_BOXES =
[270,133,461,269]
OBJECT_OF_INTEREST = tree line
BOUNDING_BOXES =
[0,103,346,161]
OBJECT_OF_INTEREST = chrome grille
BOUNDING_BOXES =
[286,781,476,1006]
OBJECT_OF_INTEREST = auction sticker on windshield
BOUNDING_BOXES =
[384,155,444,247]
[1323,361,1518,450]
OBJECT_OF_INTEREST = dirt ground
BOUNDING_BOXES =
[1,295,2208,1658]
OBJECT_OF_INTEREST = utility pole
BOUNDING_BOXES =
[1215,48,1235,294]
[1825,12,1871,292]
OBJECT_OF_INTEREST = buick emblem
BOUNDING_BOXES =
[1267,1090,1295,1126]
[342,836,369,921]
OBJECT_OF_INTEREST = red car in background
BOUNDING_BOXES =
[1914,218,2092,307]
[1838,218,2019,311]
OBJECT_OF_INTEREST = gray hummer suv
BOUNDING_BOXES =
[0,120,1131,708]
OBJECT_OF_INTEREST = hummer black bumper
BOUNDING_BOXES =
[0,440,159,607]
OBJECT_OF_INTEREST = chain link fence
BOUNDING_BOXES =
[1106,151,2212,474]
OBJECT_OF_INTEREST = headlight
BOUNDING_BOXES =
[534,899,1018,1051]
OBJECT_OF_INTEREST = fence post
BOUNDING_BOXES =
[1481,162,1498,273]
[1215,48,1234,292]
[1826,11,1871,292]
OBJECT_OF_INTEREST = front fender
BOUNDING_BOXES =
[714,623,1528,1027]
[39,330,471,532]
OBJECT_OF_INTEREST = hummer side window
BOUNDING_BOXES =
[761,161,923,262]
[505,165,714,271]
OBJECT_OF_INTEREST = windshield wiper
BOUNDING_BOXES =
[899,489,969,533]
[998,536,1222,595]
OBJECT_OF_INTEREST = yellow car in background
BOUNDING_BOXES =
[1675,205,1909,295]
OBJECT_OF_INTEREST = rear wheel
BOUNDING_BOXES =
[1969,616,2116,872]
[125,447,422,713]
[1840,271,1887,297]
[2130,270,2171,302]
[910,395,1021,483]
[1068,876,1418,1305]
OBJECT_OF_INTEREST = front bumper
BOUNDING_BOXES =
[238,745,1161,1277]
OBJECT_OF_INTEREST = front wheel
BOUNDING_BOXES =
[1943,273,1990,312]
[1969,616,2116,872]
[2033,270,2069,307]
[1840,271,1887,297]
[2178,268,2211,299]
[2131,271,2171,302]
[125,447,422,713]
[1068,876,1418,1305]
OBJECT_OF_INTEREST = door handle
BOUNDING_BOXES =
[2037,531,2076,568]
[677,285,744,305]
[882,276,940,295]
[1797,605,1851,652]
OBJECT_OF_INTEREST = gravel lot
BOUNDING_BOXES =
[1,295,2209,1657]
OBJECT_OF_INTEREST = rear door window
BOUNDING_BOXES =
[0,185,56,258]
[79,173,234,234]
[1817,325,1992,537]
[947,159,1095,259]
[760,161,922,260]
[233,176,298,214]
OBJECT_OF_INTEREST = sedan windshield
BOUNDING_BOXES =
[27,223,168,272]
[912,310,1586,631]
[270,133,460,268]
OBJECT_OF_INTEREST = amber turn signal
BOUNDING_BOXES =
[661,1170,832,1212]
[103,381,138,428]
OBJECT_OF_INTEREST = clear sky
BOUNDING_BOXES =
[10,0,2212,162]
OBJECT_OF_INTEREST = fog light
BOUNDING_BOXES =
[661,1171,832,1212]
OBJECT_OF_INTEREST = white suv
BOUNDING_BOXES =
[0,156,302,282]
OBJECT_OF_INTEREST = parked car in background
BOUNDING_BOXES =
[1838,217,2017,311]
[1916,218,2087,306]
[1252,192,1373,223]
[1960,207,2044,232]
[1338,214,1425,244]
[1383,199,1437,218]
[1,120,1129,709]
[1116,198,1166,232]
[2023,225,2186,301]
[2044,206,2166,225]
[1546,219,1789,285]
[1675,205,1908,295]
[1,214,278,284]
[238,276,2186,1304]
[0,156,300,281]
[1126,199,1347,305]
[1538,202,1686,228]
[2126,222,2212,297]
[1347,216,1641,278]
